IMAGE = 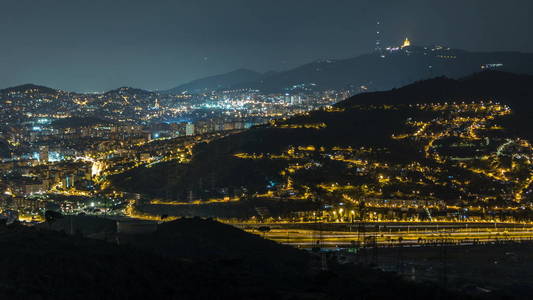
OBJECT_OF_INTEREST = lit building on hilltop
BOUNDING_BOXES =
[383,37,413,53]
[401,37,411,48]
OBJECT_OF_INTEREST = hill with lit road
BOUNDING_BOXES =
[110,71,533,226]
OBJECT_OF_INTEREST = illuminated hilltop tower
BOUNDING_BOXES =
[401,37,411,48]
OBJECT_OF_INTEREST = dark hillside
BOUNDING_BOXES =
[0,84,60,95]
[230,49,533,93]
[338,71,533,108]
[167,69,264,94]
[0,221,457,299]
[119,218,309,278]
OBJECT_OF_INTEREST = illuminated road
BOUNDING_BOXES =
[239,223,533,248]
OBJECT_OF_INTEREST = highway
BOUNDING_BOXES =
[237,222,533,248]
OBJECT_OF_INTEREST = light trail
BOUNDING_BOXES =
[253,228,533,248]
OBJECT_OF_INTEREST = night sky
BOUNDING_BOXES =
[1,0,532,92]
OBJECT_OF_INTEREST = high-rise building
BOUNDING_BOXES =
[63,174,75,189]
[39,146,49,163]
[185,123,195,136]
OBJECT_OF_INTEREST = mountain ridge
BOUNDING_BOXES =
[0,84,61,95]
[104,86,155,96]
[337,70,533,108]
[165,68,265,94]
[2,46,533,96]
[229,46,533,93]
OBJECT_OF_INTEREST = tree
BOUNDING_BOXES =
[45,210,64,226]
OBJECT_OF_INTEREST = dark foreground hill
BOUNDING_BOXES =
[0,219,457,299]
[126,217,303,257]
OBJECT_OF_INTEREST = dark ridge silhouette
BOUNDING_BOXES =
[338,71,533,108]
[104,86,155,96]
[0,220,458,299]
[228,48,533,93]
[119,217,309,275]
[166,68,265,94]
[0,83,60,95]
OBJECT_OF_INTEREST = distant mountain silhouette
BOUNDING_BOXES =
[0,84,60,95]
[0,85,156,97]
[338,70,533,109]
[5,46,533,96]
[165,68,265,94]
[225,47,533,93]
[104,86,154,96]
